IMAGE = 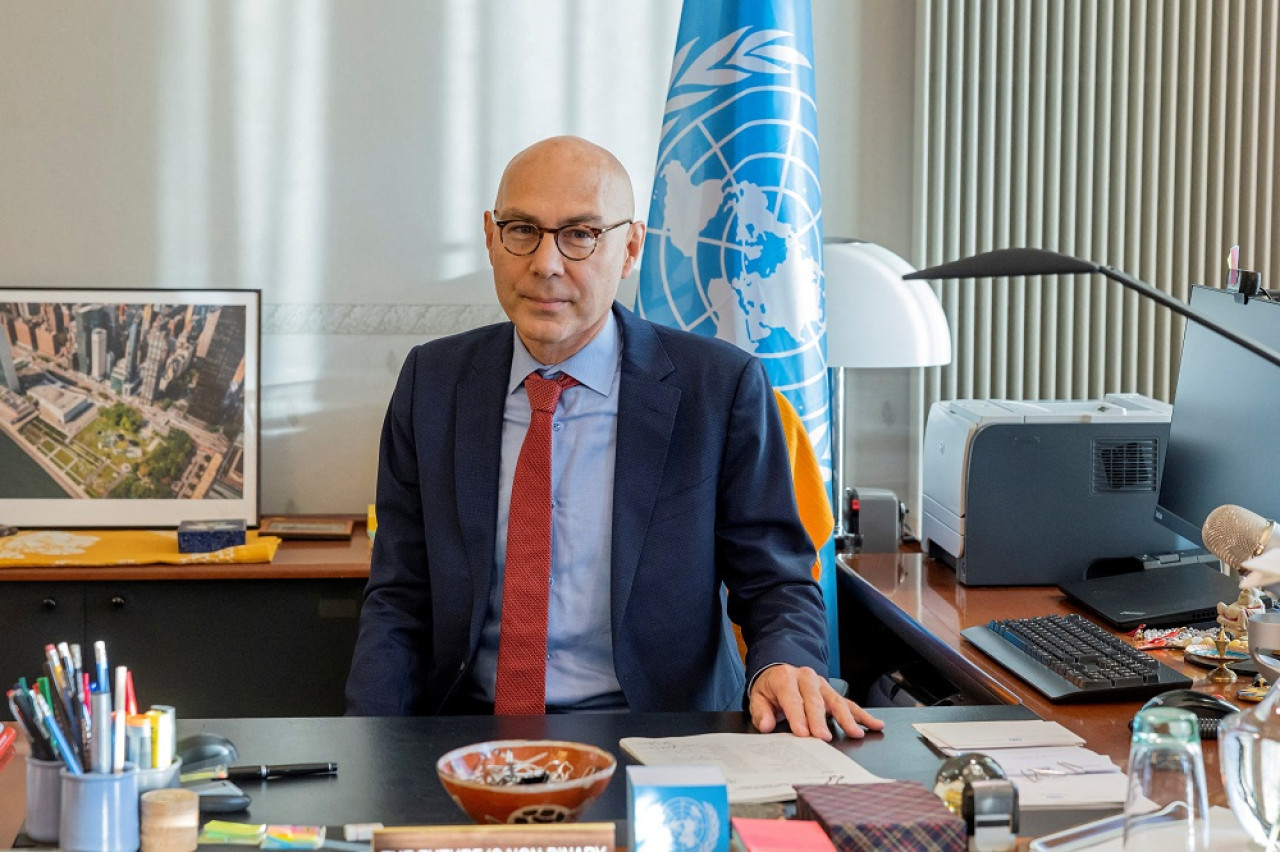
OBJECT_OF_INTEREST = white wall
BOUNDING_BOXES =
[0,1,919,515]
[814,1,920,522]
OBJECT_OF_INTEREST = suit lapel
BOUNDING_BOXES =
[610,307,681,633]
[455,326,513,647]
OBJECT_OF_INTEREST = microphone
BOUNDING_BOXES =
[1202,504,1280,572]
[904,247,1280,370]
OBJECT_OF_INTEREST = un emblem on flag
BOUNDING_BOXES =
[639,27,825,391]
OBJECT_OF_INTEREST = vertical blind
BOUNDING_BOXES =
[915,0,1279,405]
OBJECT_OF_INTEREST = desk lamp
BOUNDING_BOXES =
[824,239,952,551]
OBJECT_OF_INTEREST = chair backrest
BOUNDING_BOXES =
[732,391,834,660]
[772,390,834,581]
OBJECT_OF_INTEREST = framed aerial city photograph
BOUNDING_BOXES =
[0,289,260,527]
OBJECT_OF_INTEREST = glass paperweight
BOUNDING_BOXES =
[1219,682,1280,848]
[934,752,1008,816]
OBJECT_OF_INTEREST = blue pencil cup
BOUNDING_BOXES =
[59,766,140,852]
[25,756,63,844]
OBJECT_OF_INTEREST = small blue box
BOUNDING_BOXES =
[177,519,247,553]
[627,764,730,852]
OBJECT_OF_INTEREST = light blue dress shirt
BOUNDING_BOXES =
[469,312,625,710]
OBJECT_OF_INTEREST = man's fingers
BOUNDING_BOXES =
[828,693,885,738]
[750,665,886,741]
[826,692,865,738]
[750,692,779,734]
[771,671,811,738]
[797,673,832,741]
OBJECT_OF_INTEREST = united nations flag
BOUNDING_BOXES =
[636,0,837,661]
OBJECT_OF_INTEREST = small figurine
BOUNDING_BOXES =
[1207,626,1239,684]
[1217,586,1267,638]
[1238,675,1271,703]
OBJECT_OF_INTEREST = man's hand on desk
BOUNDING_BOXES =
[748,664,885,741]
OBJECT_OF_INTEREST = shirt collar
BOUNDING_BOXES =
[508,309,620,397]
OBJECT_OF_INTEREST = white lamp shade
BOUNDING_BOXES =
[825,240,953,368]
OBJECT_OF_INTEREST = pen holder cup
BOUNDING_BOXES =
[59,766,140,852]
[24,757,63,844]
[136,756,182,797]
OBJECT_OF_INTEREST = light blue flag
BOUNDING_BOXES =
[636,0,838,670]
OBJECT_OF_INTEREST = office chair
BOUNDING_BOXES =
[732,392,840,696]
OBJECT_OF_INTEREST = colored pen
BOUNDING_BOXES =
[70,644,84,698]
[112,666,127,773]
[57,642,77,698]
[94,641,109,694]
[124,669,138,716]
[33,690,83,774]
[225,762,338,780]
[43,661,81,765]
[6,689,54,760]
[43,646,66,695]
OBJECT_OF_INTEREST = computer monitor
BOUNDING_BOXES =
[1153,285,1280,543]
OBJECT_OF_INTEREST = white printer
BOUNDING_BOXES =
[921,393,1190,586]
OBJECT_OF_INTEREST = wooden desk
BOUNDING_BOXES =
[0,526,373,717]
[0,723,23,849]
[0,518,372,582]
[838,551,1241,801]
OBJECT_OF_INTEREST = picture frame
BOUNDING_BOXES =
[0,288,260,528]
[259,517,354,541]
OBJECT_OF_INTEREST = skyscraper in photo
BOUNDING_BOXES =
[74,304,108,375]
[123,315,141,382]
[140,326,169,402]
[0,326,18,390]
[188,306,245,426]
[91,327,109,379]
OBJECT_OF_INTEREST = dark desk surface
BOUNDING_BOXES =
[178,706,1034,827]
[1,707,1037,847]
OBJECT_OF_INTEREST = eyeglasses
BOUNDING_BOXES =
[492,213,633,261]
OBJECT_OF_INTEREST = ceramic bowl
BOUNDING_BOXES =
[436,739,616,825]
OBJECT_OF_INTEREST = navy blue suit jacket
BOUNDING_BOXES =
[345,303,827,715]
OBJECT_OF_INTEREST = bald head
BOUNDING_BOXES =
[495,135,636,221]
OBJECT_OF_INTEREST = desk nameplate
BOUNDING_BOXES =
[373,822,614,852]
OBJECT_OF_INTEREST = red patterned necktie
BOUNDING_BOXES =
[494,371,579,715]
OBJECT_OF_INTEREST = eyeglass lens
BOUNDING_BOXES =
[499,222,600,260]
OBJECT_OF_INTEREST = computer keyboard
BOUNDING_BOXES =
[962,614,1192,703]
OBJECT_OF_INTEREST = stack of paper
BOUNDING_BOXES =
[619,733,887,804]
[912,721,1128,815]
[198,821,267,846]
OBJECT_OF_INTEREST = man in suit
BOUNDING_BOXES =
[345,136,883,740]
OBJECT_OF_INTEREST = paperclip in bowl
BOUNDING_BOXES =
[435,739,616,825]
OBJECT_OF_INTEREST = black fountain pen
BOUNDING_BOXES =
[225,762,338,780]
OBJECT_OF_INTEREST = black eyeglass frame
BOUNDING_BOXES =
[491,213,634,261]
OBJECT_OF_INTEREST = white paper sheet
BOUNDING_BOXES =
[938,745,1121,780]
[913,720,1086,750]
[619,733,887,804]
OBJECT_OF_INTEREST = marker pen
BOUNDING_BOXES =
[112,666,128,773]
[126,715,152,770]
[151,705,176,769]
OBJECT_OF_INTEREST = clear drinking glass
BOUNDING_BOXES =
[1219,681,1280,850]
[1121,707,1210,851]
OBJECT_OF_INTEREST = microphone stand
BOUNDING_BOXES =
[903,247,1280,370]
